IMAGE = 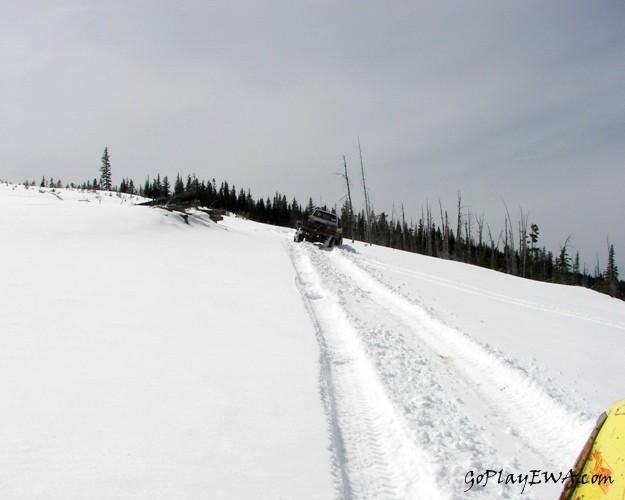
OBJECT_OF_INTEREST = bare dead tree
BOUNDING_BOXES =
[503,215,510,273]
[445,210,450,260]
[439,198,449,259]
[456,191,463,260]
[486,222,497,269]
[426,201,434,256]
[502,199,517,275]
[421,205,426,253]
[358,136,372,245]
[518,208,530,278]
[476,213,485,264]
[390,202,396,248]
[336,155,355,243]
[465,209,473,263]
[400,202,407,250]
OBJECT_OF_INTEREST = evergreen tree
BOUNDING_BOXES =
[143,176,151,197]
[237,189,247,211]
[573,252,581,285]
[100,148,112,191]
[256,197,266,221]
[605,244,619,297]
[555,237,572,284]
[152,174,162,197]
[174,174,185,195]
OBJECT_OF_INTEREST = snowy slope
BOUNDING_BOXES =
[288,242,624,498]
[1,183,624,499]
[0,184,334,499]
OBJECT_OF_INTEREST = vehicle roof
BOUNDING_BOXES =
[313,207,334,215]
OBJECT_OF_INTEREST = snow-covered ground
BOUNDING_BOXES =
[1,183,624,499]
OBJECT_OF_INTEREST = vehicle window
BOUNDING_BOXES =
[313,210,336,223]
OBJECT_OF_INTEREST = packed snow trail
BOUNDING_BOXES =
[288,241,594,499]
[331,250,592,465]
[289,243,440,499]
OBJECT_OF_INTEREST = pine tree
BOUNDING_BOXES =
[153,174,162,197]
[555,237,572,284]
[174,174,184,195]
[605,243,619,297]
[573,252,581,285]
[143,176,150,198]
[100,148,112,191]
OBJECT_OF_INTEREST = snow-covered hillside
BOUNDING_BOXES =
[1,183,624,499]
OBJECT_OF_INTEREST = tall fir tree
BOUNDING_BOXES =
[174,173,184,195]
[100,148,112,191]
[605,243,619,297]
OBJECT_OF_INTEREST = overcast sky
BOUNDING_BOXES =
[2,1,624,271]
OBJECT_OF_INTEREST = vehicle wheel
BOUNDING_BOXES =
[336,237,343,246]
[326,237,335,248]
[294,232,304,242]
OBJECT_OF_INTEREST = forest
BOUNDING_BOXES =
[40,166,624,301]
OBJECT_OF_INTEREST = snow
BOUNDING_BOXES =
[0,185,333,499]
[1,182,624,499]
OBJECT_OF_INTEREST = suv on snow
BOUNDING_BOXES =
[294,208,343,248]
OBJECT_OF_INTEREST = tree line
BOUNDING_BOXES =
[339,196,623,299]
[120,175,625,300]
[34,148,624,301]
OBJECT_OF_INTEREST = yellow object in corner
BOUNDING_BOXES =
[562,399,625,499]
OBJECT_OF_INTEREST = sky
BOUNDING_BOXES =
[2,1,624,271]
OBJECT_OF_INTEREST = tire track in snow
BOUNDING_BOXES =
[331,250,594,471]
[293,243,546,498]
[288,242,441,499]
